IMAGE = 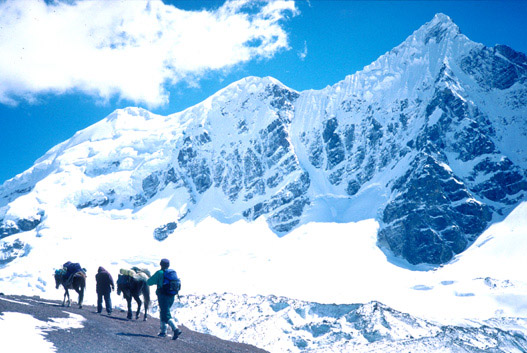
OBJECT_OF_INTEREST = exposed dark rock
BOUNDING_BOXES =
[220,150,243,202]
[243,148,265,190]
[343,124,355,152]
[367,119,383,147]
[1,212,44,239]
[426,88,467,120]
[165,168,179,185]
[260,119,291,164]
[77,196,110,209]
[132,194,148,207]
[460,45,527,90]
[154,222,178,241]
[452,127,496,162]
[142,172,161,198]
[474,170,527,204]
[177,137,212,194]
[197,131,211,145]
[265,84,299,110]
[16,213,44,232]
[0,239,31,267]
[15,186,33,195]
[424,22,452,45]
[380,154,492,265]
[323,117,345,170]
[266,173,283,189]
[307,135,324,169]
[346,180,361,196]
[329,168,344,186]
[242,173,310,233]
[193,160,213,194]
[0,220,19,239]
[237,119,248,133]
[354,146,366,168]
[268,198,309,233]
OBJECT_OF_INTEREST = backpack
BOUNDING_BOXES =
[162,269,181,296]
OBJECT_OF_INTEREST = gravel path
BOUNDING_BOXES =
[0,294,268,353]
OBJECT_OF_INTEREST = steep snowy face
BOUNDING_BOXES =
[1,14,526,266]
[294,13,527,265]
[0,76,309,256]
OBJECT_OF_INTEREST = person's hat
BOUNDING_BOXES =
[160,258,170,269]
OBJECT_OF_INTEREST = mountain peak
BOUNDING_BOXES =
[207,76,294,101]
[431,13,455,26]
[416,13,461,45]
[231,76,291,91]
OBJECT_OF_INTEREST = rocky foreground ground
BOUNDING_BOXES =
[0,294,268,353]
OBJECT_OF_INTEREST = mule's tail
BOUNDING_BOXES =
[76,274,86,308]
[141,280,151,321]
[143,281,151,305]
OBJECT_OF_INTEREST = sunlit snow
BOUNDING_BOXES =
[0,310,85,353]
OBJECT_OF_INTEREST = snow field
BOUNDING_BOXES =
[1,201,527,328]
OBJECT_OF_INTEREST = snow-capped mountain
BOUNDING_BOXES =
[2,14,526,267]
[1,14,527,352]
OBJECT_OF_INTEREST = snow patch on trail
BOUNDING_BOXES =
[0,311,85,353]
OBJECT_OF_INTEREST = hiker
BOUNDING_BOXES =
[63,261,84,285]
[146,258,182,340]
[95,266,114,315]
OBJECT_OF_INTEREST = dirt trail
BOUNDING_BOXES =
[0,294,268,353]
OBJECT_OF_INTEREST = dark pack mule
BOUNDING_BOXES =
[54,269,86,308]
[116,273,150,321]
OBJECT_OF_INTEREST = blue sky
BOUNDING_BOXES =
[1,0,526,185]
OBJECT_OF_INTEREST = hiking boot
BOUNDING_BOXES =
[159,321,168,337]
[172,328,182,340]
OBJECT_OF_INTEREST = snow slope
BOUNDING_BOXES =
[1,200,527,351]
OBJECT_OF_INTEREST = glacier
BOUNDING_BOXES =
[1,13,527,352]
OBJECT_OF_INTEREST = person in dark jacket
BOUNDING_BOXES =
[146,258,182,340]
[95,266,114,315]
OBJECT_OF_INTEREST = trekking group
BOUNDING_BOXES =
[55,258,182,341]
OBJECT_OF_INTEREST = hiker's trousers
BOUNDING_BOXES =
[97,292,112,314]
[157,293,175,323]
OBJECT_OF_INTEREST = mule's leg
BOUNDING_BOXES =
[133,294,142,320]
[77,287,84,309]
[143,297,149,321]
[65,288,71,307]
[126,296,133,320]
[143,286,150,321]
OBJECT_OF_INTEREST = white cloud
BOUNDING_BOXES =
[0,0,297,107]
[298,40,308,60]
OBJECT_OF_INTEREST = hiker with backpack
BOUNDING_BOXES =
[146,258,182,340]
[95,266,114,315]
